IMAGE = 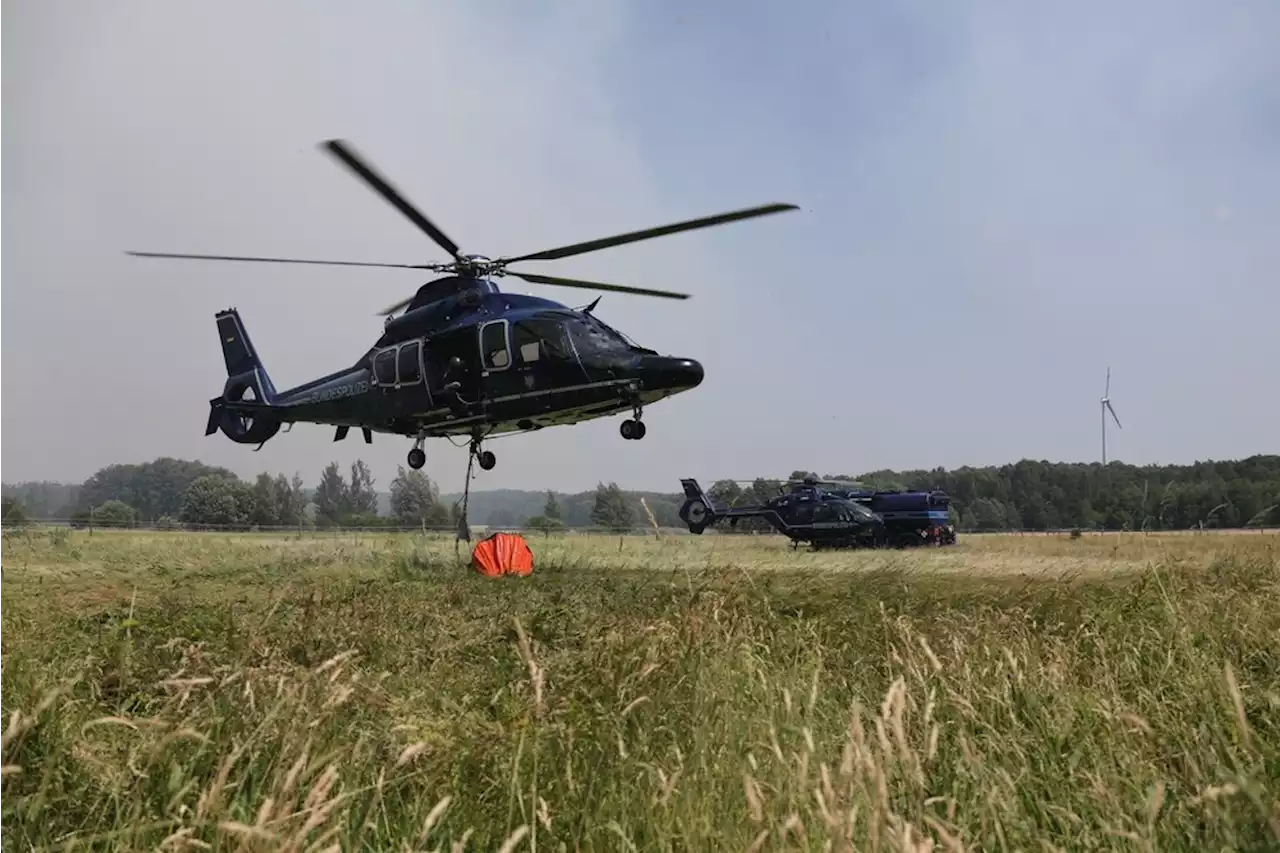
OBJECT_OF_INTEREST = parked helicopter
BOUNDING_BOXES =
[677,476,957,548]
[126,139,798,473]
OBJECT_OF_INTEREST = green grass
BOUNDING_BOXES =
[2,528,1278,851]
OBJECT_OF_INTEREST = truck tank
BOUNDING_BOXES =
[832,488,957,546]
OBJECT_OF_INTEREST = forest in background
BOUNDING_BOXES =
[3,454,1278,532]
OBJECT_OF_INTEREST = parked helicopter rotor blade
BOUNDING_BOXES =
[320,139,464,262]
[496,202,799,265]
[506,270,690,300]
[125,250,439,270]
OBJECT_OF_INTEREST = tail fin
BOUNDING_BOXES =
[209,308,282,447]
[216,308,277,399]
[677,478,717,534]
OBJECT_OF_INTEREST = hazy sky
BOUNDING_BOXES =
[4,0,1278,493]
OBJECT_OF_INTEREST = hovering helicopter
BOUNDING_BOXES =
[126,139,798,473]
[677,476,957,549]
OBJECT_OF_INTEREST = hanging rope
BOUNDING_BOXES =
[453,450,476,558]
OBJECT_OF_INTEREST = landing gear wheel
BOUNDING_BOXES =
[620,419,646,440]
[467,433,496,471]
[407,447,426,470]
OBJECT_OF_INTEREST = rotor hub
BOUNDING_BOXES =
[448,254,500,278]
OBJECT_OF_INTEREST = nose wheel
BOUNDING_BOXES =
[620,405,647,441]
[620,419,646,440]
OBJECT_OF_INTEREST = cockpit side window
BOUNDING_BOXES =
[512,319,572,364]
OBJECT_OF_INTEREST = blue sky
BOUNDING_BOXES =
[3,0,1277,492]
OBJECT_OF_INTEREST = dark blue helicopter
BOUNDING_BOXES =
[127,139,798,473]
[678,476,957,549]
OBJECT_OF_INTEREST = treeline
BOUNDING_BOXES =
[447,456,1280,532]
[788,456,1280,531]
[0,457,647,533]
[3,454,1278,532]
[465,485,679,531]
[0,459,684,532]
[0,458,456,531]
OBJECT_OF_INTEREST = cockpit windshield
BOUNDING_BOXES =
[841,500,876,520]
[531,309,635,357]
[585,313,649,352]
[577,314,635,354]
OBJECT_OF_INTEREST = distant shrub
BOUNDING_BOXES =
[92,500,140,528]
[1,496,30,527]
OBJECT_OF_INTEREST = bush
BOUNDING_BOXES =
[92,500,139,528]
[1,496,30,527]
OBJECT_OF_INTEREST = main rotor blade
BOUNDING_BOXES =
[320,139,463,261]
[376,294,417,317]
[376,267,688,316]
[497,202,799,265]
[1106,399,1122,429]
[507,270,690,300]
[125,251,436,270]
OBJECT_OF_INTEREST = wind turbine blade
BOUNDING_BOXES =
[1106,399,1122,429]
[1105,366,1111,397]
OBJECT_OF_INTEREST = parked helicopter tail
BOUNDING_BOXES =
[207,309,284,448]
[678,478,720,534]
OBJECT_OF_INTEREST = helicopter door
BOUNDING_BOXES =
[372,347,397,388]
[396,339,431,404]
[478,319,521,398]
[813,503,839,529]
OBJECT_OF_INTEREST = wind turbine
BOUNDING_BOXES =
[1100,366,1122,465]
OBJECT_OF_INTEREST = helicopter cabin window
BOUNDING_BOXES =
[373,348,397,386]
[397,340,422,385]
[479,320,511,371]
[814,504,839,524]
[791,501,814,525]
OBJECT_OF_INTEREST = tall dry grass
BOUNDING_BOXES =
[2,528,1278,850]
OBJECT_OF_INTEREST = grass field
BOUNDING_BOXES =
[2,528,1278,851]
